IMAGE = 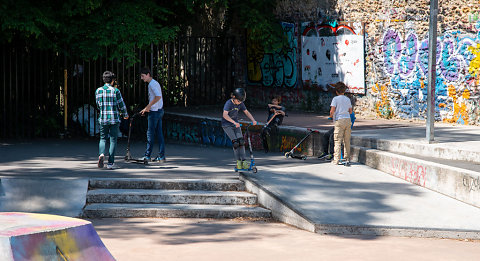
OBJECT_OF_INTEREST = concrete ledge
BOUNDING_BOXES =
[0,212,114,260]
[164,112,324,155]
[351,145,480,208]
[239,173,316,232]
[351,136,480,164]
[315,224,480,239]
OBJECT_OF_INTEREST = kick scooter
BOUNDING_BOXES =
[284,129,320,160]
[234,124,258,173]
[124,112,149,165]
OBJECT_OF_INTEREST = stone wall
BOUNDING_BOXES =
[245,0,480,125]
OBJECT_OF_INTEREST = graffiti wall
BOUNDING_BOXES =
[372,25,480,123]
[301,22,366,94]
[247,22,298,88]
[164,113,321,155]
[249,1,480,125]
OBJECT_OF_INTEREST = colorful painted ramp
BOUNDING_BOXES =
[0,212,115,261]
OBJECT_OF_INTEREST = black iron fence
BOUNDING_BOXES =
[1,37,235,139]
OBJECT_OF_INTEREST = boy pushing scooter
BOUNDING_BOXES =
[222,88,258,172]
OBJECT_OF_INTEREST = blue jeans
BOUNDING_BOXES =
[99,123,119,164]
[145,109,165,158]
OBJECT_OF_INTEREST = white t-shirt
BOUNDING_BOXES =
[331,95,352,121]
[148,79,163,111]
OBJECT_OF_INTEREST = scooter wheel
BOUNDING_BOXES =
[302,156,307,160]
[124,156,129,161]
[143,160,148,165]
[252,167,258,173]
[285,152,291,158]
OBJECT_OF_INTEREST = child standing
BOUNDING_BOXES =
[261,95,286,153]
[222,88,257,170]
[329,82,352,166]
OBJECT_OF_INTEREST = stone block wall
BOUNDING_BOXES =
[246,0,480,125]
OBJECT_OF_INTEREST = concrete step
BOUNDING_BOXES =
[83,203,272,219]
[86,189,258,205]
[89,178,245,191]
[351,145,480,208]
[351,134,480,164]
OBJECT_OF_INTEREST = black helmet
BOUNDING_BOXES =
[232,88,246,102]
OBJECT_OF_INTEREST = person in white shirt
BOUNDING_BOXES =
[329,82,352,166]
[139,67,166,163]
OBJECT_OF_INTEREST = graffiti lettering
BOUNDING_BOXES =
[463,175,480,192]
[390,158,427,187]
[247,22,297,88]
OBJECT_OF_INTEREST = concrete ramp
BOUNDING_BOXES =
[0,212,115,261]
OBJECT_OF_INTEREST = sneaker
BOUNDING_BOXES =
[242,160,250,169]
[344,161,351,167]
[317,152,328,159]
[97,154,104,168]
[153,156,166,163]
[325,154,333,160]
[139,156,151,161]
[236,160,243,169]
[106,163,116,170]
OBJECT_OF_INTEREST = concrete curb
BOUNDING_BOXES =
[351,136,480,164]
[239,173,316,232]
[351,145,480,209]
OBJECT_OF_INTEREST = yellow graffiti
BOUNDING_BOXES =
[468,43,480,79]
[374,83,394,119]
[246,33,265,82]
[46,230,80,260]
[280,136,301,152]
[443,85,470,125]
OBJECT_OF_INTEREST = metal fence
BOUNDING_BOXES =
[1,37,235,139]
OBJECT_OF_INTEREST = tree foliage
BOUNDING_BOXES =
[0,0,284,63]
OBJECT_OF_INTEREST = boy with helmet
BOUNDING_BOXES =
[222,88,257,170]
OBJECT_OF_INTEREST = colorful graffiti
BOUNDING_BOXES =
[0,212,114,261]
[376,25,480,123]
[301,22,365,94]
[246,22,297,88]
[463,175,480,192]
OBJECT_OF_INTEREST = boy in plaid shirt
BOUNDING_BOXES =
[95,71,129,169]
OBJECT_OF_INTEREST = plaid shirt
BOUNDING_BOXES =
[95,83,128,125]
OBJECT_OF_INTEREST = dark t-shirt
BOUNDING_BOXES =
[221,99,247,127]
[267,105,285,126]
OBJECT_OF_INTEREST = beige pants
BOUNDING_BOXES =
[333,118,352,163]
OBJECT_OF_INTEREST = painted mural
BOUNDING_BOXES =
[372,22,480,124]
[246,22,298,88]
[301,22,366,94]
[0,212,115,261]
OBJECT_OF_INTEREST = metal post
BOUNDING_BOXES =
[426,0,438,143]
[64,68,68,134]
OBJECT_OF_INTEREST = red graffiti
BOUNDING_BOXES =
[345,39,349,46]
[390,158,427,187]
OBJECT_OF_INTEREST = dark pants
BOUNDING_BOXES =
[261,118,281,152]
[144,109,165,158]
[322,127,334,155]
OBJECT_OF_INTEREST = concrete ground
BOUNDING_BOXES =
[2,109,480,260]
[92,218,480,261]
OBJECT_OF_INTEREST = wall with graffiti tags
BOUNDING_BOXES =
[253,0,480,125]
[164,113,323,155]
[247,22,298,88]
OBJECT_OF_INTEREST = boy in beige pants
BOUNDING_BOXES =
[329,82,352,166]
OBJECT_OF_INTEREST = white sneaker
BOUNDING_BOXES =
[106,163,116,170]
